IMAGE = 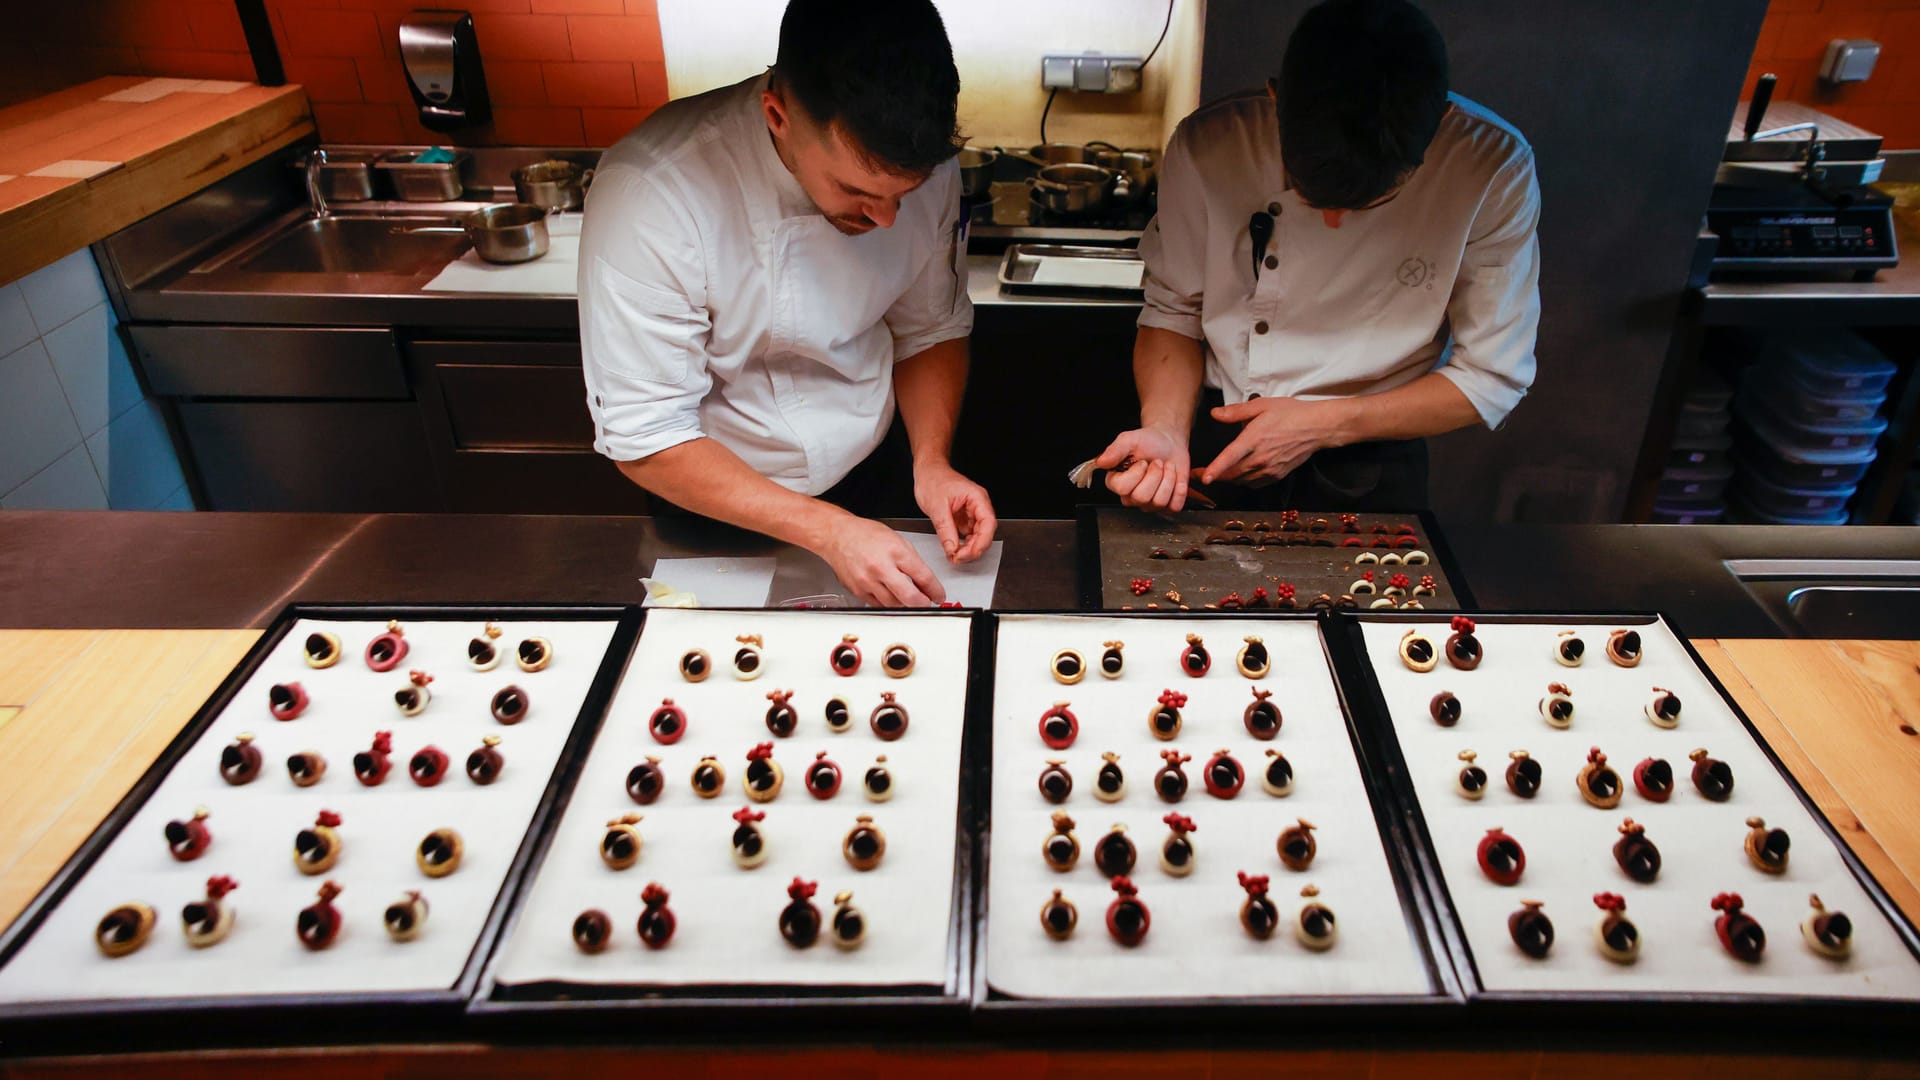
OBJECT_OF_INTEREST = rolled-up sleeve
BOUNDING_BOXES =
[885,161,973,360]
[1439,149,1541,430]
[579,168,714,462]
[1136,119,1208,340]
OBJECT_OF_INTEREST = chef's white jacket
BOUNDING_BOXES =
[579,73,972,495]
[1138,91,1541,429]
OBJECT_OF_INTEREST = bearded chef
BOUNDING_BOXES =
[1097,0,1541,512]
[579,0,995,607]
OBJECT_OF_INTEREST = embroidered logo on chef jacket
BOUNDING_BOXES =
[1396,256,1437,290]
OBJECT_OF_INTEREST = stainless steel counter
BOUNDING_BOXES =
[4,511,1917,637]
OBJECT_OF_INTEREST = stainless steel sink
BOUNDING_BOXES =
[1728,560,1920,638]
[226,215,469,275]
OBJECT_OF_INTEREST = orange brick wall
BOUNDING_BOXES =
[0,1,255,109]
[265,0,668,147]
[1743,0,1920,148]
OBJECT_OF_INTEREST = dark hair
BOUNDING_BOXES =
[773,0,962,176]
[1278,0,1449,210]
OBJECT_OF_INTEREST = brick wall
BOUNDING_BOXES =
[0,1,254,109]
[1744,0,1920,147]
[266,0,668,147]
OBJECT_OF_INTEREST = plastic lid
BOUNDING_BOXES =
[1760,327,1896,380]
[1758,362,1890,407]
[1737,385,1889,438]
[1730,493,1850,525]
[1732,411,1880,466]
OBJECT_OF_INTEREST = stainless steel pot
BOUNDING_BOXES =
[1087,143,1158,199]
[461,203,549,263]
[958,146,999,199]
[511,160,593,211]
[1028,162,1116,215]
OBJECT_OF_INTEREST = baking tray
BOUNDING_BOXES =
[0,603,640,1054]
[997,243,1145,298]
[971,610,1462,1030]
[470,607,987,1032]
[1332,610,1920,1035]
[1078,506,1474,612]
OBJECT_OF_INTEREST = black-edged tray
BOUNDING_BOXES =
[1330,609,1920,1037]
[467,607,986,1032]
[1076,506,1474,612]
[0,603,641,1055]
[970,609,1463,1030]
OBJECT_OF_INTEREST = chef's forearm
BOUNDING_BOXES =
[1134,326,1206,438]
[1319,371,1481,446]
[893,336,969,467]
[617,439,852,552]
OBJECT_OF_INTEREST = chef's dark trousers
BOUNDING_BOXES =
[1187,388,1430,511]
[652,415,917,528]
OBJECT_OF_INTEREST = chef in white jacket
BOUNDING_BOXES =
[579,0,995,607]
[1098,0,1541,511]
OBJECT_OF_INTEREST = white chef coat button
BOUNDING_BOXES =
[1267,202,1282,216]
[1264,256,1278,271]
[1248,393,1262,400]
[1254,321,1270,335]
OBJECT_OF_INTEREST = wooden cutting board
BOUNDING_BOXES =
[0,632,1914,936]
[0,77,313,287]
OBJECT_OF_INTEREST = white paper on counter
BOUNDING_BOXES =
[901,532,1001,609]
[422,214,583,295]
[1357,615,1920,1000]
[984,615,1434,1000]
[1029,257,1144,290]
[494,607,972,988]
[0,617,619,1005]
[643,557,777,608]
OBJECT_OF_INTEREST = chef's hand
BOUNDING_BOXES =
[914,461,998,563]
[820,515,948,608]
[1200,397,1338,486]
[1096,426,1192,511]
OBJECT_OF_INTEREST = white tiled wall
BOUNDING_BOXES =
[0,250,191,512]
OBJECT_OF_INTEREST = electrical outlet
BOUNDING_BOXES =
[1040,53,1145,94]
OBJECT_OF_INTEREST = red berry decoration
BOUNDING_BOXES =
[268,682,308,721]
[1389,573,1412,592]
[1477,827,1526,885]
[648,699,687,744]
[1713,892,1766,963]
[1446,617,1483,670]
[353,731,394,786]
[1129,577,1153,597]
[1339,513,1359,533]
[1274,582,1297,608]
[1038,702,1079,749]
[1281,510,1300,528]
[1247,587,1271,609]
[1202,748,1245,799]
[1105,876,1150,946]
[637,882,676,948]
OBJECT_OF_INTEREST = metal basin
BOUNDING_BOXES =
[1727,560,1920,638]
[232,216,470,275]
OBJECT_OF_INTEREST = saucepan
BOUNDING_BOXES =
[958,146,999,199]
[1087,141,1158,199]
[1028,162,1117,215]
[405,202,550,263]
[511,159,593,211]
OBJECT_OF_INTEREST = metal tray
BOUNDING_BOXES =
[375,150,471,202]
[468,607,986,1033]
[1331,609,1920,1038]
[0,603,640,1055]
[970,609,1463,1031]
[997,244,1144,298]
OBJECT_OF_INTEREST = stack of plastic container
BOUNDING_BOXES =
[1730,329,1893,525]
[1651,371,1733,523]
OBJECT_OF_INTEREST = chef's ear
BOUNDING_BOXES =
[1265,77,1279,103]
[762,75,794,140]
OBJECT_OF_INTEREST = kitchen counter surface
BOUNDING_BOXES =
[1696,183,1920,326]
[3,512,1917,635]
[0,78,311,287]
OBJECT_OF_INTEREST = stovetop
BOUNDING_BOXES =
[966,181,1152,247]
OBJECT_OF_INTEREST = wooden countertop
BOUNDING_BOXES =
[0,631,1916,1075]
[0,77,313,287]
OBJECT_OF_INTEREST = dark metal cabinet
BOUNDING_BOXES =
[176,401,442,512]
[408,338,653,514]
[130,325,409,399]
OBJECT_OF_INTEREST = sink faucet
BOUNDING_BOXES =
[306,147,330,221]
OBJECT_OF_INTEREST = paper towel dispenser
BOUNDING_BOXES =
[399,10,490,132]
